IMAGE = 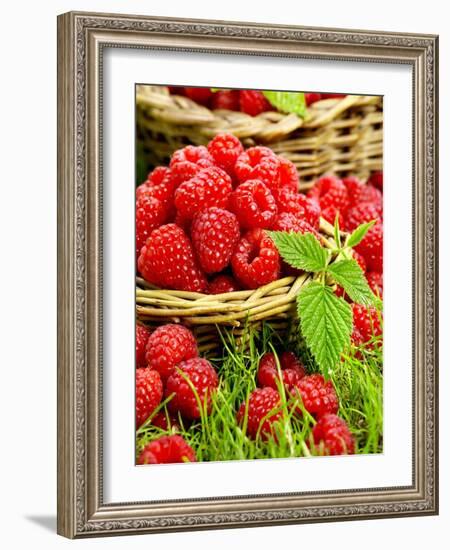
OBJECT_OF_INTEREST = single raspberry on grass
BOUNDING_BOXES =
[231,229,280,289]
[151,411,181,431]
[237,387,282,440]
[207,133,244,177]
[351,303,382,346]
[191,207,240,274]
[366,271,383,298]
[292,374,339,418]
[239,90,272,116]
[230,180,278,229]
[166,358,219,420]
[145,324,198,380]
[135,193,169,256]
[208,275,240,294]
[184,87,213,105]
[136,369,163,428]
[257,352,306,391]
[137,435,196,464]
[305,92,322,105]
[234,146,281,190]
[273,188,321,228]
[174,166,232,221]
[137,224,207,292]
[136,324,150,369]
[345,202,382,232]
[169,145,214,188]
[312,414,355,455]
[368,170,383,191]
[211,89,240,111]
[354,222,383,272]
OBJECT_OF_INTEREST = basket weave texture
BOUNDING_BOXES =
[136,85,383,187]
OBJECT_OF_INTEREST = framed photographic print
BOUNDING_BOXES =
[57,11,439,538]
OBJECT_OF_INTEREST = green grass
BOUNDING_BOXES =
[136,320,383,462]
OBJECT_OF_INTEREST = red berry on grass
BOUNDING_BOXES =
[208,275,240,294]
[257,352,306,391]
[166,358,219,420]
[292,374,339,418]
[230,180,278,229]
[239,90,272,116]
[231,229,280,289]
[175,166,232,221]
[207,133,244,177]
[136,369,163,428]
[136,324,150,369]
[151,411,181,431]
[138,224,207,292]
[191,207,240,274]
[145,324,198,380]
[351,304,382,346]
[137,435,196,464]
[237,387,282,440]
[211,90,240,111]
[312,413,355,455]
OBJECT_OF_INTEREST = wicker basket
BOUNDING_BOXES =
[136,85,383,187]
[136,219,343,357]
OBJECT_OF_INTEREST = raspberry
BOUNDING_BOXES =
[168,86,185,96]
[166,358,219,420]
[169,145,214,188]
[137,435,196,464]
[231,229,280,289]
[345,202,382,232]
[272,212,320,237]
[351,303,382,346]
[207,133,244,177]
[352,251,367,273]
[321,93,346,99]
[237,387,282,440]
[136,324,150,369]
[278,157,299,191]
[308,175,349,214]
[273,188,321,228]
[191,207,240,274]
[305,92,322,105]
[145,324,198,380]
[136,369,163,428]
[312,414,355,455]
[230,180,277,229]
[137,224,207,292]
[239,90,272,116]
[235,147,281,190]
[368,170,383,191]
[136,167,177,220]
[344,177,382,211]
[151,411,180,431]
[292,374,339,418]
[135,193,169,255]
[366,271,383,298]
[184,87,213,105]
[354,223,383,272]
[208,275,240,294]
[211,90,240,111]
[175,166,232,221]
[257,352,306,391]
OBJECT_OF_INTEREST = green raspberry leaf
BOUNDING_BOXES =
[262,91,307,118]
[346,220,376,248]
[327,259,375,306]
[297,282,352,376]
[268,231,329,273]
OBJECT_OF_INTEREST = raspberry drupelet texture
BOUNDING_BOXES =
[237,387,282,440]
[257,352,306,391]
[207,133,244,178]
[239,90,272,116]
[230,180,278,229]
[137,435,196,464]
[368,170,383,191]
[191,207,240,274]
[135,193,169,256]
[136,369,163,428]
[366,271,383,298]
[344,176,383,211]
[231,228,281,289]
[308,175,349,225]
[272,212,320,237]
[169,145,214,188]
[273,188,321,228]
[292,374,339,418]
[145,324,198,380]
[345,202,382,232]
[234,146,281,190]
[166,358,219,420]
[136,324,150,369]
[207,275,240,294]
[211,90,240,111]
[351,304,383,346]
[278,157,300,192]
[354,222,383,273]
[174,166,232,221]
[137,224,207,292]
[312,414,355,455]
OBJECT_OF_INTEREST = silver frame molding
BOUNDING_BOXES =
[57,11,439,538]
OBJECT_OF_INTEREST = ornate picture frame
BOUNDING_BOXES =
[57,11,438,538]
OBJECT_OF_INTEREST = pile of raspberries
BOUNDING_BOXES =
[167,87,346,115]
[136,133,383,296]
[136,323,356,464]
